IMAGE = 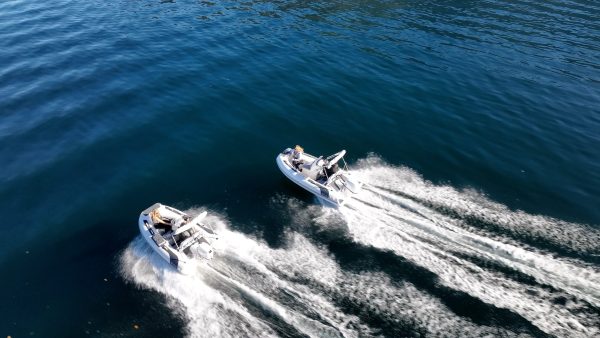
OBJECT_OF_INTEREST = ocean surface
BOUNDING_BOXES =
[1,0,599,336]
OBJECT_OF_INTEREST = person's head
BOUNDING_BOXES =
[295,145,304,153]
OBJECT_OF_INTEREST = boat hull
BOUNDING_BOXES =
[138,204,202,274]
[276,153,345,207]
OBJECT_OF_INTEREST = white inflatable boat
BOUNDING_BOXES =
[138,203,219,274]
[276,146,362,207]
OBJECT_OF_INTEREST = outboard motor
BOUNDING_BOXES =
[191,241,214,260]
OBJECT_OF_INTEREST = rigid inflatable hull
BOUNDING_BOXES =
[138,211,194,274]
[276,154,343,207]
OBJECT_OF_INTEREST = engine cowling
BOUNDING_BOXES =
[191,242,214,260]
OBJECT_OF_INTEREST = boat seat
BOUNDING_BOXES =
[305,168,320,180]
[302,157,323,180]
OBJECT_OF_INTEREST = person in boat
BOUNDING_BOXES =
[325,162,339,177]
[150,209,172,230]
[315,160,340,184]
[291,145,304,171]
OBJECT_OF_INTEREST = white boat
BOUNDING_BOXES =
[138,203,219,274]
[276,146,362,207]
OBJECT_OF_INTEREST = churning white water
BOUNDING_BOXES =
[120,158,600,337]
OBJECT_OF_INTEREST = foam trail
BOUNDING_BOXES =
[120,209,521,337]
[335,157,600,337]
[120,238,278,338]
[219,220,525,337]
[362,184,600,303]
[355,155,600,259]
[120,210,362,338]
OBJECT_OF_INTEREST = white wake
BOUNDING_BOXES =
[334,156,600,337]
[120,208,527,337]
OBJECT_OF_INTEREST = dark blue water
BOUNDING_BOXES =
[1,0,599,336]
